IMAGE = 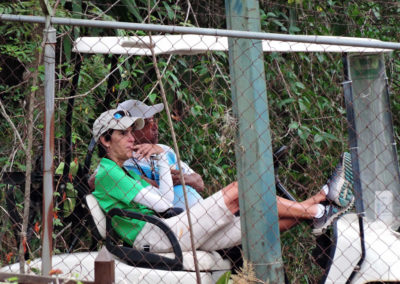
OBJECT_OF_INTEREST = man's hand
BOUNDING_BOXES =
[88,172,96,190]
[170,169,204,193]
[133,143,164,160]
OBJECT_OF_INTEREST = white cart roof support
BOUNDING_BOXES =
[73,34,394,55]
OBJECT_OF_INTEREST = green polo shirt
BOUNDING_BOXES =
[93,158,155,245]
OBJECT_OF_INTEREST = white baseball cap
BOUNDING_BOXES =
[117,99,164,119]
[92,109,145,142]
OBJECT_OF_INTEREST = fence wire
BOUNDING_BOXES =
[1,1,400,284]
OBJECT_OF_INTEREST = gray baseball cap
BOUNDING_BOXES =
[117,99,164,119]
[92,109,145,142]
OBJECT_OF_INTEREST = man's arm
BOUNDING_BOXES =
[88,172,96,190]
[171,169,204,193]
[88,170,159,190]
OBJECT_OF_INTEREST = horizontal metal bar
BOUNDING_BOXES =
[1,14,400,50]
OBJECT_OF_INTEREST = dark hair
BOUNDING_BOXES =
[97,129,114,158]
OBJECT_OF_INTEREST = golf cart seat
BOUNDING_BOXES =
[0,194,232,284]
[84,194,232,275]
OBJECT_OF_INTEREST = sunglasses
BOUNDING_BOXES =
[97,110,132,140]
[113,110,131,119]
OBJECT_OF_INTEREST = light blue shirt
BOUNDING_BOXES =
[124,144,203,209]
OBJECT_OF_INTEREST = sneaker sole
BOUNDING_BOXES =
[343,152,353,182]
[330,152,354,207]
[335,179,354,208]
[312,196,355,236]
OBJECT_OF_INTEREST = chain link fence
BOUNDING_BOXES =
[1,1,400,284]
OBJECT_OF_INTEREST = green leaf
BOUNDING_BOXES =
[63,197,76,217]
[30,267,41,275]
[298,98,308,112]
[322,132,340,141]
[148,93,157,103]
[278,98,295,108]
[163,1,175,20]
[294,82,305,90]
[66,182,77,196]
[314,133,324,143]
[316,53,325,63]
[190,105,203,116]
[215,271,231,284]
[289,121,299,129]
[372,8,381,20]
[298,126,310,140]
[54,217,63,227]
[119,80,130,90]
[120,0,142,21]
[272,19,287,31]
[289,25,301,33]
[55,162,65,175]
[63,37,72,62]
[5,276,19,283]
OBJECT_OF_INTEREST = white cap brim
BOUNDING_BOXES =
[118,99,164,118]
[93,110,145,142]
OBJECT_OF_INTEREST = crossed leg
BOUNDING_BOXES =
[222,181,327,232]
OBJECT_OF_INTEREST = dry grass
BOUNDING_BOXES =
[231,259,268,284]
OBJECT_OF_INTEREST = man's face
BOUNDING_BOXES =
[133,117,159,144]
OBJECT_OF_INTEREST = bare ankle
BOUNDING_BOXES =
[222,182,239,214]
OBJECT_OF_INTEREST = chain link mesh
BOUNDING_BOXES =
[1,1,400,283]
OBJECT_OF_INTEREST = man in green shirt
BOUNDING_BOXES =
[92,108,355,251]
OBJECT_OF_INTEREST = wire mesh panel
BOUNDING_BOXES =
[347,53,400,227]
[1,1,400,284]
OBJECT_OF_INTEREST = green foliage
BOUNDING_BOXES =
[4,276,19,283]
[215,271,231,284]
[0,2,42,62]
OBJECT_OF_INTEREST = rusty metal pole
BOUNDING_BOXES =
[41,26,56,276]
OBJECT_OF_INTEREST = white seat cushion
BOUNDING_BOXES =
[85,194,107,239]
[85,194,232,272]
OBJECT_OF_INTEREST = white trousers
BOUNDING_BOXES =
[133,191,241,252]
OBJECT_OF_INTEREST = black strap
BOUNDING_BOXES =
[131,159,147,177]
[122,167,136,179]
[131,158,156,180]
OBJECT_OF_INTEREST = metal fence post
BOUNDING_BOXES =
[94,247,115,284]
[42,26,56,276]
[225,0,284,282]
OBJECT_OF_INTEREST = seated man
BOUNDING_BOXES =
[91,109,355,253]
[117,99,204,209]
